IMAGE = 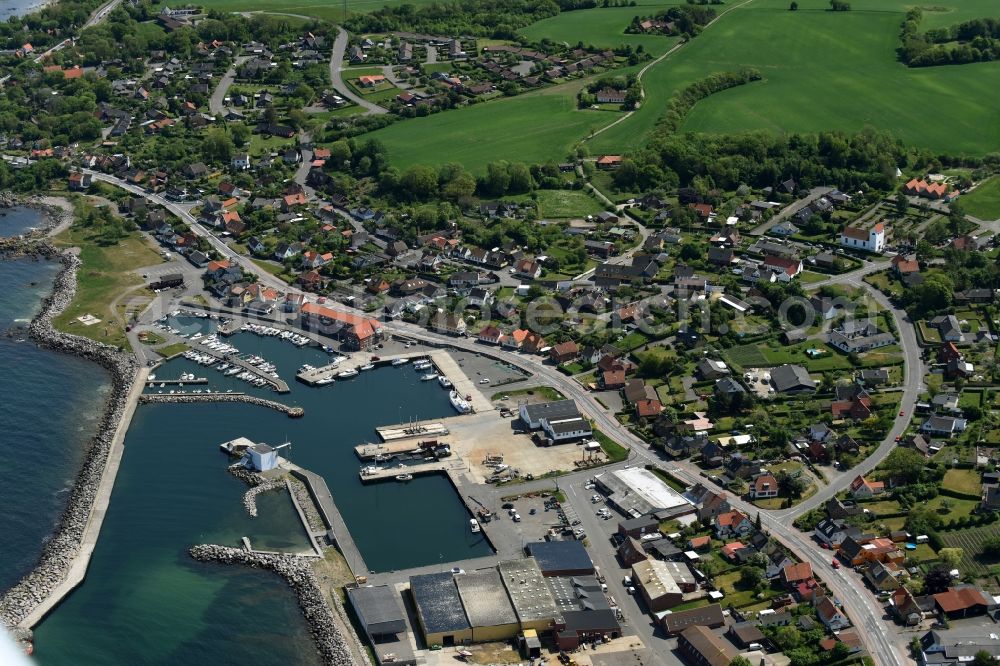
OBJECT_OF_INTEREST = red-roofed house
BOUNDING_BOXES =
[720,541,746,561]
[891,254,919,275]
[815,596,850,630]
[763,254,803,281]
[596,155,622,169]
[714,510,752,538]
[934,586,991,619]
[748,473,779,499]
[904,178,960,201]
[635,399,663,419]
[690,203,714,219]
[781,562,813,587]
[687,536,711,551]
[549,341,579,364]
[299,302,382,349]
[849,475,885,499]
[477,325,505,345]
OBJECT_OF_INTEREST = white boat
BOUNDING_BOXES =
[413,360,432,370]
[470,518,481,533]
[395,473,414,482]
[438,376,453,388]
[449,390,472,414]
[359,363,375,371]
[338,369,359,379]
[314,377,335,385]
[391,358,409,366]
[421,373,438,381]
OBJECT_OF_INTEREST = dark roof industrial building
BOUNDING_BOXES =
[409,571,472,646]
[526,541,596,577]
[347,585,415,666]
[453,569,520,642]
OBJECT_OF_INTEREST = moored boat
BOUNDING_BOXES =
[391,358,409,366]
[359,363,375,371]
[470,518,481,533]
[395,473,413,482]
[438,375,453,388]
[420,373,438,381]
[449,390,472,413]
[338,369,359,378]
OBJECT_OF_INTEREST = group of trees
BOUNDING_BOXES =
[899,9,1000,67]
[345,0,561,39]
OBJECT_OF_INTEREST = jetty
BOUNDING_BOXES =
[146,377,208,386]
[296,361,342,385]
[353,439,444,460]
[139,393,304,417]
[359,458,465,483]
[195,345,289,393]
[375,420,449,442]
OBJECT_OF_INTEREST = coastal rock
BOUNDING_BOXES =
[0,242,139,629]
[189,545,357,666]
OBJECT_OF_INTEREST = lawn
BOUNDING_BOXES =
[963,176,1000,221]
[587,0,1000,156]
[724,340,853,371]
[51,220,163,350]
[943,468,983,497]
[534,189,606,219]
[155,342,190,358]
[592,428,629,463]
[492,386,565,401]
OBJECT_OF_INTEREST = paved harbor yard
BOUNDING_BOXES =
[443,411,591,484]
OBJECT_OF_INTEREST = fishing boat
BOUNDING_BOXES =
[470,518,481,533]
[391,358,409,366]
[437,376,453,388]
[449,390,472,414]
[420,373,438,381]
[395,473,414,482]
[337,369,359,379]
[359,363,375,371]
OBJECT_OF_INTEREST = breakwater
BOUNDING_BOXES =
[227,466,285,518]
[139,392,305,417]
[0,238,140,628]
[189,545,357,666]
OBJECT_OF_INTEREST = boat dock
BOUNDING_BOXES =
[359,458,465,483]
[296,362,341,385]
[196,346,290,393]
[375,420,449,442]
[146,377,208,386]
[354,439,442,460]
[218,319,241,336]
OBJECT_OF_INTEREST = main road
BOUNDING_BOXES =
[86,170,915,664]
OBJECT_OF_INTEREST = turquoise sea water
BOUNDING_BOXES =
[33,316,491,663]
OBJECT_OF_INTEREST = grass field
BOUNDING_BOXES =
[52,222,162,349]
[535,189,606,219]
[963,177,1000,221]
[589,0,1000,156]
[519,4,681,57]
[943,468,983,497]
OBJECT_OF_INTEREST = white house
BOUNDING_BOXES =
[232,153,251,170]
[243,443,278,471]
[519,400,592,443]
[840,222,885,253]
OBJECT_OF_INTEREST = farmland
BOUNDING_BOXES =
[963,177,1000,221]
[519,5,680,57]
[590,0,1000,155]
[942,523,1000,576]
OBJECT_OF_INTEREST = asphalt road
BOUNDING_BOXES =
[89,172,914,664]
[329,28,388,115]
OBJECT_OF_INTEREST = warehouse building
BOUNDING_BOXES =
[347,585,415,666]
[455,569,520,642]
[518,400,593,443]
[498,557,563,633]
[409,572,472,646]
[595,467,696,518]
[632,559,684,612]
[526,541,596,577]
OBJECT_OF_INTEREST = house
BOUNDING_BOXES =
[549,341,580,365]
[849,475,884,499]
[781,562,814,588]
[770,364,815,394]
[299,303,382,350]
[513,259,542,279]
[929,315,964,343]
[677,625,736,666]
[891,254,919,276]
[713,510,752,539]
[749,473,779,500]
[815,596,850,631]
[477,325,505,345]
[358,75,385,87]
[596,155,622,170]
[814,518,864,548]
[863,561,901,592]
[720,541,746,561]
[762,254,803,280]
[903,178,959,201]
[231,153,250,170]
[594,88,626,104]
[890,587,927,626]
[921,415,968,438]
[430,312,467,336]
[67,171,92,190]
[518,400,592,443]
[828,319,895,354]
[706,246,734,266]
[840,221,885,253]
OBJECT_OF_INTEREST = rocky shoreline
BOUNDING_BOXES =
[0,238,139,628]
[139,392,305,417]
[189,545,357,666]
[0,193,73,240]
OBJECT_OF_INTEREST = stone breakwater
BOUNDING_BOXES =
[290,478,326,532]
[0,241,140,628]
[189,545,357,666]
[138,392,304,417]
[226,466,285,518]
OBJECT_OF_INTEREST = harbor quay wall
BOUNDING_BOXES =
[138,392,304,417]
[0,239,142,629]
[189,545,357,666]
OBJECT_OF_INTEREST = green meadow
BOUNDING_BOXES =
[519,4,682,57]
[962,177,1000,221]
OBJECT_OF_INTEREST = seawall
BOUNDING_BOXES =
[0,238,143,629]
[139,392,304,416]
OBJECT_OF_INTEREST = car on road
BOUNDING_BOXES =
[832,559,840,569]
[895,435,901,442]
[479,378,490,384]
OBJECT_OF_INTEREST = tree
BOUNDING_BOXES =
[230,123,251,148]
[202,127,234,163]
[739,566,764,589]
[883,447,926,483]
[773,625,803,650]
[789,1,798,8]
[895,192,909,217]
[939,547,964,569]
[398,164,439,200]
[973,650,999,666]
[923,566,953,594]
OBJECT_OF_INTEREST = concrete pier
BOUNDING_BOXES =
[286,463,369,577]
[296,361,342,385]
[375,420,449,442]
[18,367,149,629]
[193,346,290,393]
[146,377,208,386]
[353,439,443,460]
[358,459,465,483]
